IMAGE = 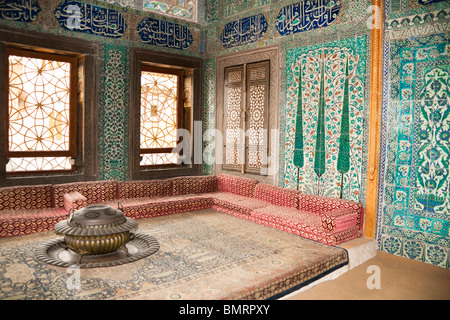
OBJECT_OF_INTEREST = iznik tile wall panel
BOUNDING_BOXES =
[379,33,450,268]
[222,0,272,18]
[378,0,450,268]
[0,0,41,22]
[417,0,447,5]
[387,0,450,18]
[275,0,342,36]
[98,44,130,181]
[284,36,369,203]
[54,0,127,38]
[143,0,197,22]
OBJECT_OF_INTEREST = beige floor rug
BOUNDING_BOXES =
[0,209,348,300]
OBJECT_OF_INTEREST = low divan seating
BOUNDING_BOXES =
[0,174,364,245]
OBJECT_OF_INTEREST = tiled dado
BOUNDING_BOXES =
[378,28,450,267]
[381,232,449,268]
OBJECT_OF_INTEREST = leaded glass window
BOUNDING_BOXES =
[5,48,77,173]
[140,66,183,167]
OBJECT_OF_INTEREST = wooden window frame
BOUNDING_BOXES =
[4,47,78,174]
[139,65,184,168]
[130,47,203,180]
[0,25,99,187]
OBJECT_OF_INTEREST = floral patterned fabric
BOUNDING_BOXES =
[0,175,364,243]
[123,197,213,220]
[251,204,360,245]
[251,205,360,245]
[53,180,118,208]
[252,205,323,229]
[0,185,53,211]
[0,207,68,238]
[171,175,217,195]
[217,173,258,198]
[254,183,299,208]
[118,179,172,199]
[208,192,269,216]
[298,193,364,229]
[321,208,358,233]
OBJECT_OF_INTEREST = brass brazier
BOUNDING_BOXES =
[55,204,138,259]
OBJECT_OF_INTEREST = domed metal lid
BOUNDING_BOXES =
[68,204,126,227]
[55,204,138,236]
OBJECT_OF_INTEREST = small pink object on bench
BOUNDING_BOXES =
[63,191,88,212]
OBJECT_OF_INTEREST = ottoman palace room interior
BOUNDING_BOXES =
[0,0,449,301]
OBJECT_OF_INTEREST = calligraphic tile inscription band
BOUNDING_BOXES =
[137,17,193,50]
[418,0,447,4]
[221,14,268,49]
[54,0,127,38]
[276,0,342,36]
[0,0,41,22]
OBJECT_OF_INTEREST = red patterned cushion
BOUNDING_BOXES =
[123,197,213,220]
[203,191,248,202]
[251,205,323,229]
[212,205,256,221]
[0,185,53,211]
[252,217,360,245]
[254,183,299,208]
[102,194,199,208]
[217,173,258,198]
[204,191,269,214]
[298,193,364,229]
[0,207,68,238]
[321,208,358,233]
[171,175,217,195]
[53,180,118,208]
[118,179,172,199]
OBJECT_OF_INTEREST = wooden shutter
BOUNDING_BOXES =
[245,60,269,174]
[223,60,270,174]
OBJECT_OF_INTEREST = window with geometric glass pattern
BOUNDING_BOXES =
[223,60,270,175]
[5,48,77,174]
[140,66,183,167]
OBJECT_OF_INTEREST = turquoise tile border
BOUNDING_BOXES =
[98,44,130,181]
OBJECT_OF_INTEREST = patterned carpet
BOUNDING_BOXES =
[0,209,348,300]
